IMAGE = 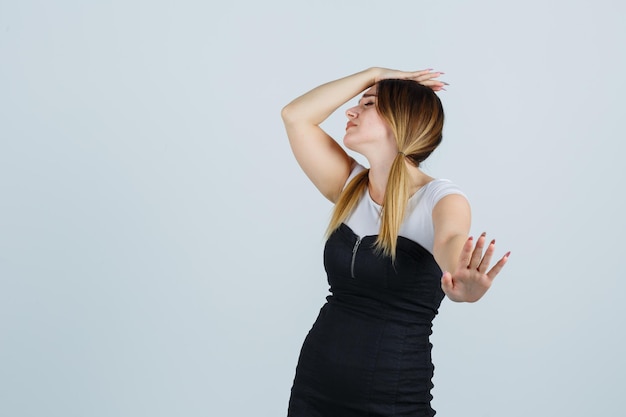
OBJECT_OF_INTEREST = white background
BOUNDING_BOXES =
[1,1,624,416]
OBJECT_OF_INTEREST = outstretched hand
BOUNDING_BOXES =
[373,68,447,91]
[441,233,510,303]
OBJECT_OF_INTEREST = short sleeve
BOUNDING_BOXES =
[424,180,468,212]
[343,161,367,190]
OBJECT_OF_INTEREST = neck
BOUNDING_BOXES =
[367,158,432,205]
[367,159,392,205]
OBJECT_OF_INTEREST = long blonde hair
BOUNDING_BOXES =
[327,79,444,260]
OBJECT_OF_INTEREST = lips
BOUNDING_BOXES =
[346,122,356,130]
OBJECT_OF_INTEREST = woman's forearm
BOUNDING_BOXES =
[281,67,381,126]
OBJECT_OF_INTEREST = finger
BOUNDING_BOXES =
[441,271,454,293]
[418,80,447,87]
[415,71,443,82]
[393,69,435,81]
[419,82,447,92]
[413,68,435,75]
[468,232,487,269]
[486,251,511,281]
[477,239,496,274]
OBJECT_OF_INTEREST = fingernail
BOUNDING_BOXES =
[505,251,511,257]
[442,82,450,85]
[468,236,473,241]
[481,232,486,237]
[491,239,496,245]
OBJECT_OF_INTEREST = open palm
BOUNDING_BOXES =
[441,233,510,302]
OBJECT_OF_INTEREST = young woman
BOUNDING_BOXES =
[281,67,510,417]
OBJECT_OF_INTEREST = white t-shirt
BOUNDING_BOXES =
[343,163,467,254]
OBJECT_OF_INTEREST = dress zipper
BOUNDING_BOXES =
[350,237,362,278]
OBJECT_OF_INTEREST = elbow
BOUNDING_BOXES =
[282,102,317,127]
[281,103,311,126]
[281,104,295,123]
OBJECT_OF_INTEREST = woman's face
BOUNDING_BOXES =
[343,85,395,154]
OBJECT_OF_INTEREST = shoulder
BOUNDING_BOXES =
[421,179,469,211]
[429,179,470,236]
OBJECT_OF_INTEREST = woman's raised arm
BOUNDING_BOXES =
[281,67,446,202]
[281,68,379,202]
[432,195,510,302]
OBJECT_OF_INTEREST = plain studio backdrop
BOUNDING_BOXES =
[1,1,624,416]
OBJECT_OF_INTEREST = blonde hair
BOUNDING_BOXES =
[327,79,444,260]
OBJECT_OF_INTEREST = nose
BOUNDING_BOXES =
[346,106,359,119]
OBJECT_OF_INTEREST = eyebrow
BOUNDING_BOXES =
[358,93,378,103]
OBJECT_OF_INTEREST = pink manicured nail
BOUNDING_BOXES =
[468,236,473,241]
[490,239,496,245]
[505,251,511,257]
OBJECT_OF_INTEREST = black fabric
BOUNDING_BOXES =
[288,224,445,417]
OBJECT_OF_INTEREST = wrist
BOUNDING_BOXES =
[365,67,383,84]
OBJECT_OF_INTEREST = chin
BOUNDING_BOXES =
[343,135,358,152]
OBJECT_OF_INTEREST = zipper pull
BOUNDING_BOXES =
[351,237,362,278]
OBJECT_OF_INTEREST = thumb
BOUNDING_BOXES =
[441,271,453,292]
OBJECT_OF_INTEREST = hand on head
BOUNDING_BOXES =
[373,68,448,91]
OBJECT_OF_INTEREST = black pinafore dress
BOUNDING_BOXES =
[287,223,445,417]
